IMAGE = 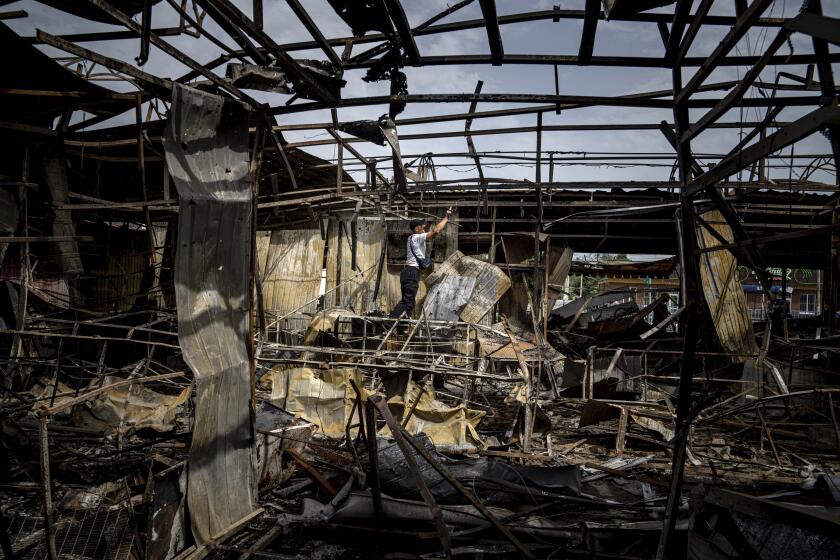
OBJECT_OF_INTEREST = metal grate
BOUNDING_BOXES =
[10,506,135,560]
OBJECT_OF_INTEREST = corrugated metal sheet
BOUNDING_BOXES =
[259,227,324,314]
[88,250,146,313]
[696,209,758,359]
[325,214,388,313]
[425,250,511,323]
[547,246,574,310]
[42,145,83,283]
[163,84,257,545]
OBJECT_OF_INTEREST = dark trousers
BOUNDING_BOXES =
[390,266,419,318]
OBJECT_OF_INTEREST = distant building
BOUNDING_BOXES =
[577,259,820,322]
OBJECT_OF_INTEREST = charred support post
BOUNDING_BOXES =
[664,0,694,65]
[368,396,452,557]
[804,0,840,332]
[39,418,57,560]
[675,0,714,65]
[656,65,702,560]
[371,395,535,560]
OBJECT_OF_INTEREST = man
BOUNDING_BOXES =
[389,207,452,320]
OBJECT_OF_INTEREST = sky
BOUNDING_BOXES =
[4,0,839,188]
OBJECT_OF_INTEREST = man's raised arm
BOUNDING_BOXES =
[426,207,453,239]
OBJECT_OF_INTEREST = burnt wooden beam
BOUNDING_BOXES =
[675,0,776,105]
[285,0,342,66]
[479,0,504,66]
[686,105,840,197]
[578,0,599,64]
[383,0,420,64]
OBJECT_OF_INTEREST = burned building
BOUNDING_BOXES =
[1,1,840,559]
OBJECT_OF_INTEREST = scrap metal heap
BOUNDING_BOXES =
[1,0,840,559]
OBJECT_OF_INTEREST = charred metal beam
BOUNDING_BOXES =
[272,91,823,116]
[681,24,792,142]
[663,0,693,65]
[686,105,840,197]
[285,0,342,67]
[204,0,338,105]
[674,0,713,65]
[786,11,840,47]
[383,0,420,64]
[253,0,262,29]
[195,0,269,65]
[479,0,504,66]
[349,52,840,69]
[656,63,700,560]
[347,0,473,65]
[28,26,183,43]
[660,120,773,295]
[578,0,599,64]
[675,0,775,105]
[465,80,485,185]
[136,0,152,65]
[36,29,173,95]
[85,0,254,103]
[194,49,840,84]
[805,0,840,186]
[274,9,789,53]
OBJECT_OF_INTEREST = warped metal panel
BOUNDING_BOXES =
[260,228,324,314]
[696,210,758,360]
[162,84,257,544]
[325,215,389,313]
[425,250,511,323]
